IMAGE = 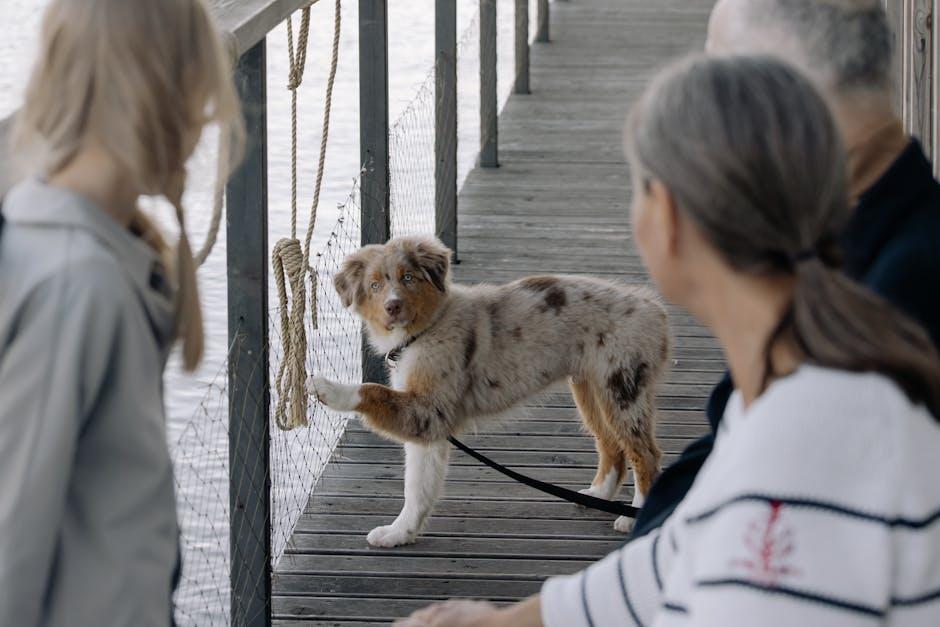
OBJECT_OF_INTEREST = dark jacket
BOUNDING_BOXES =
[631,140,940,539]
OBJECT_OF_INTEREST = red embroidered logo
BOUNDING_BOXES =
[729,500,800,584]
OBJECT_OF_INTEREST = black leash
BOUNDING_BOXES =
[447,436,639,518]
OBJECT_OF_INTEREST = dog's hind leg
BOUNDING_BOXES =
[570,378,626,501]
[597,379,662,533]
[366,440,450,548]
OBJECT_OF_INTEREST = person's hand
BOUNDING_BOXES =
[393,599,500,627]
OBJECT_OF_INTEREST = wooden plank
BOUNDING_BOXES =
[435,0,459,255]
[275,554,596,577]
[211,0,317,57]
[293,512,628,537]
[285,533,623,559]
[359,0,391,384]
[273,596,503,621]
[514,0,530,94]
[339,432,700,450]
[0,114,15,196]
[901,0,933,159]
[227,39,272,627]
[479,0,499,167]
[314,477,624,498]
[536,0,550,43]
[274,621,387,627]
[273,574,545,600]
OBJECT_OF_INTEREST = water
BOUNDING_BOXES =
[1,0,529,623]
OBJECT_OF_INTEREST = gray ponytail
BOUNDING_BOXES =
[627,54,940,418]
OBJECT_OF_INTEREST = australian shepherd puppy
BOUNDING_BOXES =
[307,235,670,547]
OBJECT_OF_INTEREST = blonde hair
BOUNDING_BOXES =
[14,0,244,371]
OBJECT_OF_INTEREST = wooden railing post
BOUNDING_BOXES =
[226,38,272,627]
[0,115,14,196]
[536,0,550,43]
[480,0,498,168]
[359,0,391,384]
[435,0,459,257]
[514,0,530,94]
[900,0,933,159]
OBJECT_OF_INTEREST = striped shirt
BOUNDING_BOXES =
[541,366,940,626]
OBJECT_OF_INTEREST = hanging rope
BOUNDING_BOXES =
[273,0,341,430]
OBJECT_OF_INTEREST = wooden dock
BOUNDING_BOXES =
[273,0,719,623]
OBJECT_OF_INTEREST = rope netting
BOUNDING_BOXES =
[167,1,528,623]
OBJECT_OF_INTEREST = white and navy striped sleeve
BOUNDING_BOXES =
[540,525,677,627]
[672,495,898,626]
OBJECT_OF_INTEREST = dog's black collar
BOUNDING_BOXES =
[384,306,447,369]
[385,335,419,369]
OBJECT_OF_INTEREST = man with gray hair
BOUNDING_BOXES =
[631,0,940,539]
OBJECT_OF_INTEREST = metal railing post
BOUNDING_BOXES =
[514,0,530,94]
[480,0,498,167]
[227,38,272,627]
[435,0,459,257]
[536,0,550,42]
[359,0,391,384]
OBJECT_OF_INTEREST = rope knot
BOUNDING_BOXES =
[273,237,310,430]
[287,67,304,91]
[272,0,340,431]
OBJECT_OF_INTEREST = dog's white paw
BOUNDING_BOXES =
[306,375,360,412]
[578,485,616,501]
[614,516,635,533]
[578,486,604,499]
[367,524,417,548]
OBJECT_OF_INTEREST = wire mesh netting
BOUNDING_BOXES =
[169,1,530,623]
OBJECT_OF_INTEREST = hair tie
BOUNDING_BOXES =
[788,247,818,267]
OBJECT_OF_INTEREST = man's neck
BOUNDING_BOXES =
[831,96,908,202]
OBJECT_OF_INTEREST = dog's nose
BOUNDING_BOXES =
[385,299,403,317]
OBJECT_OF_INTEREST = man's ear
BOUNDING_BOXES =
[412,237,451,293]
[334,245,382,308]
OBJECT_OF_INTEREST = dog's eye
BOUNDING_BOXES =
[402,273,414,283]
[370,281,381,291]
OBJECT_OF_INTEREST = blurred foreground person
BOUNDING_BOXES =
[395,54,940,627]
[0,1,242,624]
[632,0,940,541]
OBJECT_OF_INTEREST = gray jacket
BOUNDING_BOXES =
[0,178,179,627]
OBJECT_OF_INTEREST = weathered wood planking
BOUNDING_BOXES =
[273,0,717,623]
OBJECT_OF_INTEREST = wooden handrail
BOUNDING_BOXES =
[212,0,319,57]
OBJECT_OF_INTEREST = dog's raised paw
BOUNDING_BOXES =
[306,376,360,412]
[367,524,417,548]
[614,516,635,533]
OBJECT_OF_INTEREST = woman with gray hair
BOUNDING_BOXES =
[395,54,940,627]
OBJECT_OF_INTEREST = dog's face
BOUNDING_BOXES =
[334,236,451,338]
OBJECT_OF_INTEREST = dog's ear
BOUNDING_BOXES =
[334,245,382,308]
[412,237,451,293]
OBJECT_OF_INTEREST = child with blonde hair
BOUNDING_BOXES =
[0,0,242,624]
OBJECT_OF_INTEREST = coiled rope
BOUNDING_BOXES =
[272,0,341,430]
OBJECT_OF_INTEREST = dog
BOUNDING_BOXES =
[307,235,670,547]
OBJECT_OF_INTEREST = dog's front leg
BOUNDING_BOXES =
[305,376,363,412]
[308,376,449,442]
[366,440,450,547]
